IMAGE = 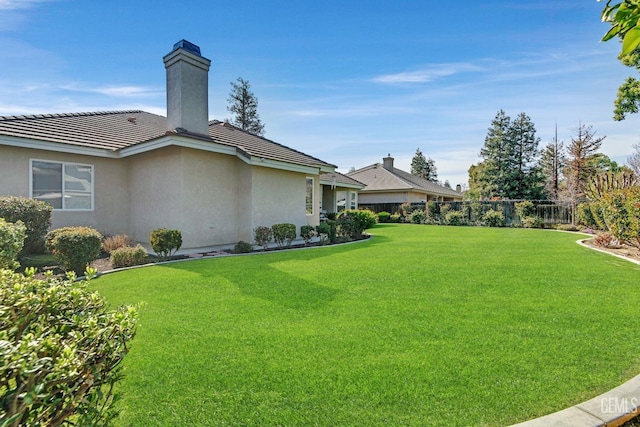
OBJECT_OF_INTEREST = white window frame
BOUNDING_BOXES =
[30,159,94,211]
[305,177,314,215]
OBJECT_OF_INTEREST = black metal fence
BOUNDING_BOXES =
[360,200,573,226]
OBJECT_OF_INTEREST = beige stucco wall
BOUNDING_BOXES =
[0,145,130,235]
[1,143,323,250]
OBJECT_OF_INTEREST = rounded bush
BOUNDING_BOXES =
[110,244,148,268]
[150,228,182,258]
[0,218,26,270]
[253,226,273,250]
[377,211,391,223]
[45,226,103,275]
[482,209,505,227]
[272,223,296,248]
[445,210,466,226]
[300,225,315,244]
[234,241,253,254]
[0,196,52,255]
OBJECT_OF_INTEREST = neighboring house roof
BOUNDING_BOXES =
[347,163,462,198]
[0,110,335,171]
[319,171,365,189]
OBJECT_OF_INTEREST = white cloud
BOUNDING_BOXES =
[0,0,54,10]
[371,63,483,84]
[59,83,163,98]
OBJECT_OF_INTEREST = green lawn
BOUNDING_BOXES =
[92,225,640,426]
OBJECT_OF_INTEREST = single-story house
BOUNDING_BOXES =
[0,40,358,249]
[347,154,463,213]
[319,172,365,215]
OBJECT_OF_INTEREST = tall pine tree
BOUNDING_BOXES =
[227,77,265,136]
[410,148,438,182]
[476,110,544,199]
[539,125,565,200]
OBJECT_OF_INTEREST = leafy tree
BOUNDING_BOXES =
[628,143,640,177]
[476,110,544,199]
[601,1,640,120]
[467,162,490,200]
[410,148,437,182]
[227,77,265,136]
[540,126,565,200]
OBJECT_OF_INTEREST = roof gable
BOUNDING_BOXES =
[348,163,462,198]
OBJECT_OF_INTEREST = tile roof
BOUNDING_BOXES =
[319,171,365,188]
[347,163,462,198]
[0,110,335,169]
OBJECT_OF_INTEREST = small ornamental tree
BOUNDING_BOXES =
[45,227,103,275]
[300,225,315,245]
[150,228,182,258]
[0,268,139,426]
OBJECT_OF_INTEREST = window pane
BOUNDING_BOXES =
[63,164,92,209]
[32,161,62,209]
[336,190,346,212]
[305,178,313,215]
[350,192,357,209]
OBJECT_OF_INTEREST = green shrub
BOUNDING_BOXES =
[103,234,133,254]
[469,201,483,224]
[555,223,580,232]
[515,200,536,219]
[589,201,608,231]
[337,209,376,239]
[316,221,337,244]
[408,210,426,224]
[482,209,505,227]
[253,226,273,250]
[576,203,597,228]
[389,214,401,223]
[0,268,138,426]
[601,187,640,248]
[440,203,452,217]
[0,218,26,270]
[377,211,391,223]
[233,241,253,254]
[110,244,148,268]
[0,196,52,254]
[45,226,103,275]
[272,223,296,248]
[300,225,315,245]
[521,216,543,228]
[426,201,440,221]
[150,228,182,258]
[445,210,466,226]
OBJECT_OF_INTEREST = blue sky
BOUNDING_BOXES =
[1,0,639,187]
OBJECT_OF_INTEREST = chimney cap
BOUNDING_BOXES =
[172,39,202,57]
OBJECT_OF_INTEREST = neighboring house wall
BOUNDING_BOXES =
[358,191,424,204]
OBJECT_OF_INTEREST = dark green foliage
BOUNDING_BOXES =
[150,228,182,259]
[576,202,598,228]
[445,210,466,226]
[410,148,438,182]
[300,225,315,245]
[426,201,440,222]
[514,200,535,218]
[338,209,376,234]
[0,269,138,426]
[0,196,52,255]
[110,245,148,268]
[234,241,253,254]
[316,221,337,244]
[376,211,391,223]
[0,218,25,270]
[227,77,265,136]
[271,223,296,248]
[521,216,543,228]
[253,226,273,250]
[45,226,103,275]
[476,110,545,200]
[601,187,640,248]
[482,209,505,227]
[408,210,426,224]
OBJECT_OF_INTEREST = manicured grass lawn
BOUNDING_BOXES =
[92,225,640,426]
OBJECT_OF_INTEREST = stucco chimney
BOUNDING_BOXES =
[383,154,394,171]
[163,40,211,135]
[456,184,462,192]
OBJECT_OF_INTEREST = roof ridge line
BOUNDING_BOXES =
[0,110,145,121]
